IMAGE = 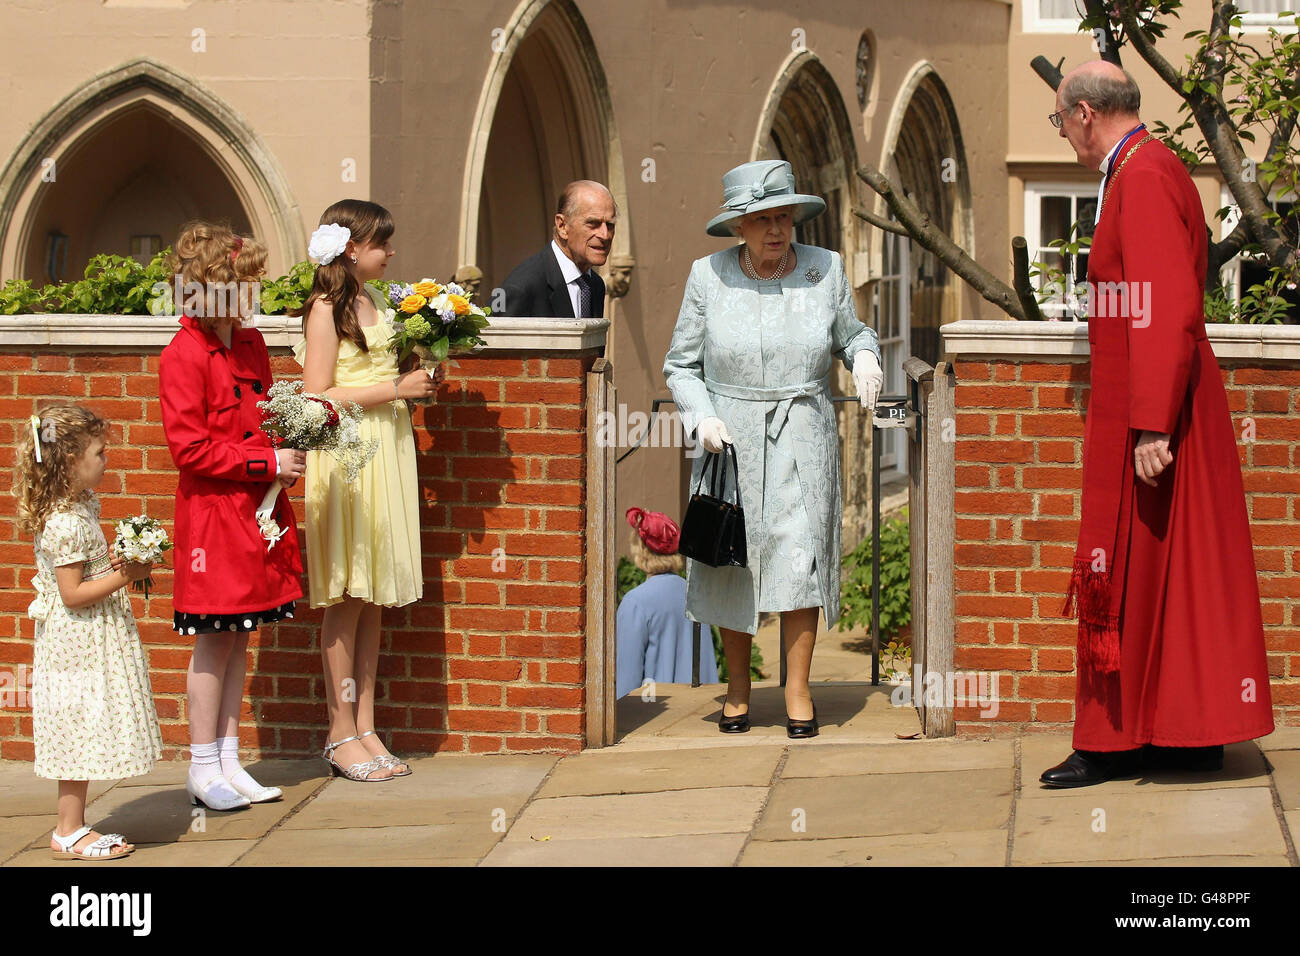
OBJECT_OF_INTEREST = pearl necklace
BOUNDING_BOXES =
[742,245,791,281]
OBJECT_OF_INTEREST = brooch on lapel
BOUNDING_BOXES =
[804,267,823,285]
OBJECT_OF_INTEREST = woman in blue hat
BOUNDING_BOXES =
[663,159,884,738]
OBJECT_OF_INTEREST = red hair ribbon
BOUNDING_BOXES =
[230,236,244,264]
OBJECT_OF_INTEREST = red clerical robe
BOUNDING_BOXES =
[1067,135,1274,750]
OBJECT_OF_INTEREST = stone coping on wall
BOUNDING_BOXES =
[0,314,610,352]
[942,319,1300,362]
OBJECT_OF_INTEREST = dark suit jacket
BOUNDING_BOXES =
[499,244,605,318]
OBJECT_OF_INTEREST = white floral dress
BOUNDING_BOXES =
[28,494,162,780]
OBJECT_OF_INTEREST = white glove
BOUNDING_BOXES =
[852,350,885,410]
[696,417,734,454]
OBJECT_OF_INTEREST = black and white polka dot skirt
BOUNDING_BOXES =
[173,601,297,636]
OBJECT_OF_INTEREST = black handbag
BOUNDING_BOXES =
[679,443,747,568]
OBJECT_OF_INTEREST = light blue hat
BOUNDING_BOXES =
[705,160,827,237]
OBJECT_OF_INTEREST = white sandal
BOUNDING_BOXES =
[358,730,412,777]
[51,826,133,861]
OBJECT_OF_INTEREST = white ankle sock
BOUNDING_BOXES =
[218,735,263,792]
[190,740,222,786]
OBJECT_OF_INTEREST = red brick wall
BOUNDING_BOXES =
[0,348,598,760]
[951,358,1300,737]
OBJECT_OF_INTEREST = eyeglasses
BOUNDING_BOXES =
[1049,104,1077,129]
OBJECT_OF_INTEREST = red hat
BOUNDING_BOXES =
[626,507,680,555]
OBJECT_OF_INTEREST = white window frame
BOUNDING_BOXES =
[1236,2,1299,32]
[1023,1,1295,35]
[1024,181,1098,320]
[1218,183,1297,302]
[1022,0,1085,33]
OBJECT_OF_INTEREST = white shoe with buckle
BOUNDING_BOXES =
[187,771,252,811]
[226,768,283,803]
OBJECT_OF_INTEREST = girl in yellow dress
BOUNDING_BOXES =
[291,200,441,781]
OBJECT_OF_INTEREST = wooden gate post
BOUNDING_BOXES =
[584,358,617,747]
[903,358,956,737]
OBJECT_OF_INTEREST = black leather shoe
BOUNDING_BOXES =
[1146,744,1224,772]
[786,705,818,739]
[719,706,750,734]
[1039,748,1144,788]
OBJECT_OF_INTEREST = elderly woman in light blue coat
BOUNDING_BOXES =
[662,159,883,739]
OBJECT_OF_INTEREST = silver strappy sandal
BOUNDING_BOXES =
[358,730,411,777]
[322,735,393,782]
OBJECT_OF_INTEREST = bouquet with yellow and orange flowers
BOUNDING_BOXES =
[383,277,490,406]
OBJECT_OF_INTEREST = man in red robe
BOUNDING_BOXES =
[1040,61,1275,788]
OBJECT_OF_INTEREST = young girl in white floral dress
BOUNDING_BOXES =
[15,404,163,860]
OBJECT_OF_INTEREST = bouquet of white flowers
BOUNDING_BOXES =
[253,381,379,549]
[112,515,172,599]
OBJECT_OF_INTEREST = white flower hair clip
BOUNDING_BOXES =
[308,223,352,265]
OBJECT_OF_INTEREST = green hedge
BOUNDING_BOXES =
[0,250,385,317]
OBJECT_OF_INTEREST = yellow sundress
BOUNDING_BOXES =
[291,311,422,609]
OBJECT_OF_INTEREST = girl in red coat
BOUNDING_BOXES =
[159,222,306,811]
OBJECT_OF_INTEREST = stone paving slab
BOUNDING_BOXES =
[280,753,556,831]
[1259,727,1300,751]
[113,758,325,793]
[1266,749,1300,810]
[755,768,1013,841]
[781,740,1015,778]
[236,824,494,867]
[503,786,768,842]
[34,783,312,845]
[621,681,921,744]
[5,838,258,867]
[1012,786,1285,864]
[1019,736,1272,797]
[535,745,780,798]
[740,829,1008,866]
[1036,855,1294,867]
[0,762,116,816]
[0,816,55,862]
[481,832,746,866]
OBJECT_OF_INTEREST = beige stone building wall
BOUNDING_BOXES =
[1,0,1017,548]
[1007,0,1293,314]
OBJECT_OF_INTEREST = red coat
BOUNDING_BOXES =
[159,315,304,615]
[1072,137,1274,749]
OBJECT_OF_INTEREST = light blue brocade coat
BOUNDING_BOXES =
[662,243,881,635]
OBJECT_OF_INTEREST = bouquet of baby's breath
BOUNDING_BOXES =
[112,515,171,598]
[252,381,379,548]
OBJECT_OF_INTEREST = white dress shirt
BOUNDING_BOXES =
[1094,125,1144,224]
[550,240,597,317]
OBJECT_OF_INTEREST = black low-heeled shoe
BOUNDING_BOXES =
[719,706,750,734]
[786,704,818,739]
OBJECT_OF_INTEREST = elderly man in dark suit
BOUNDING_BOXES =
[499,180,616,318]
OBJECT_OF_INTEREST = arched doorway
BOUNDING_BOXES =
[753,51,873,548]
[459,0,628,303]
[879,65,973,371]
[867,64,973,482]
[0,58,303,282]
